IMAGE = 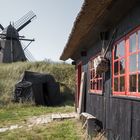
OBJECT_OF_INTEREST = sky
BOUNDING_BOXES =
[0,0,84,62]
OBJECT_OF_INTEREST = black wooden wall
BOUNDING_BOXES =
[76,4,140,140]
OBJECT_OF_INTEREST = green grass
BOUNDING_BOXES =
[0,103,74,127]
[0,119,84,140]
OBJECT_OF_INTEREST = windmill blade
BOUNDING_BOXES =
[24,49,36,62]
[0,24,4,30]
[14,11,36,32]
[21,42,36,61]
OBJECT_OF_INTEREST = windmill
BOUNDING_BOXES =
[0,11,36,63]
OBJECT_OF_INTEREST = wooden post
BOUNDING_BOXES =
[78,72,86,114]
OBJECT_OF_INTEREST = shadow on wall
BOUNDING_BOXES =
[59,83,75,106]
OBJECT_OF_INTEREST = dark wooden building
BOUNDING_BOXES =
[60,0,140,139]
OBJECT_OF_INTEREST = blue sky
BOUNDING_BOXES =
[0,0,84,62]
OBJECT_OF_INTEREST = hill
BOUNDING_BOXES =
[0,61,75,105]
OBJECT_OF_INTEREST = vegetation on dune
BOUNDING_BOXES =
[0,61,75,105]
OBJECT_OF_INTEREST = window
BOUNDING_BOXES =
[89,57,103,93]
[113,40,125,95]
[112,27,140,97]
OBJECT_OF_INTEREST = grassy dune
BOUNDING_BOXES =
[0,61,75,105]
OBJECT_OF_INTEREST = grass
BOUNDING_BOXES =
[0,119,84,140]
[0,103,74,127]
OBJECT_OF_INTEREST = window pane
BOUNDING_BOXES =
[118,41,125,57]
[129,74,137,92]
[114,45,119,60]
[93,80,96,90]
[114,61,119,75]
[138,30,140,50]
[114,78,118,91]
[90,81,92,89]
[96,80,102,90]
[120,59,125,74]
[129,54,137,72]
[138,74,140,92]
[138,53,140,71]
[129,33,136,53]
[96,74,100,79]
[97,80,99,90]
[120,76,125,91]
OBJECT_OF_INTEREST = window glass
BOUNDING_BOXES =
[90,81,93,89]
[89,57,103,93]
[93,80,96,90]
[118,41,125,57]
[138,53,140,71]
[120,59,125,74]
[114,78,118,91]
[114,45,119,60]
[96,79,102,90]
[129,74,137,92]
[138,74,140,92]
[129,54,137,72]
[120,76,125,91]
[114,61,119,75]
[129,33,136,53]
[138,30,140,50]
[113,28,140,95]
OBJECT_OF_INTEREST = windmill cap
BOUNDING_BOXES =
[2,24,19,39]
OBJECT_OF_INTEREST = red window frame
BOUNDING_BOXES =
[89,55,103,94]
[112,26,140,97]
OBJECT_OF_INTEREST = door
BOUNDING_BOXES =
[76,62,82,109]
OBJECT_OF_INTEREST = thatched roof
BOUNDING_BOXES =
[60,0,113,60]
[60,0,139,61]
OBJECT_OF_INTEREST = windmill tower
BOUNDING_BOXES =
[0,11,36,63]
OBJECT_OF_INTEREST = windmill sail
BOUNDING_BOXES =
[24,49,36,62]
[22,42,36,61]
[14,11,36,32]
[0,24,4,30]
